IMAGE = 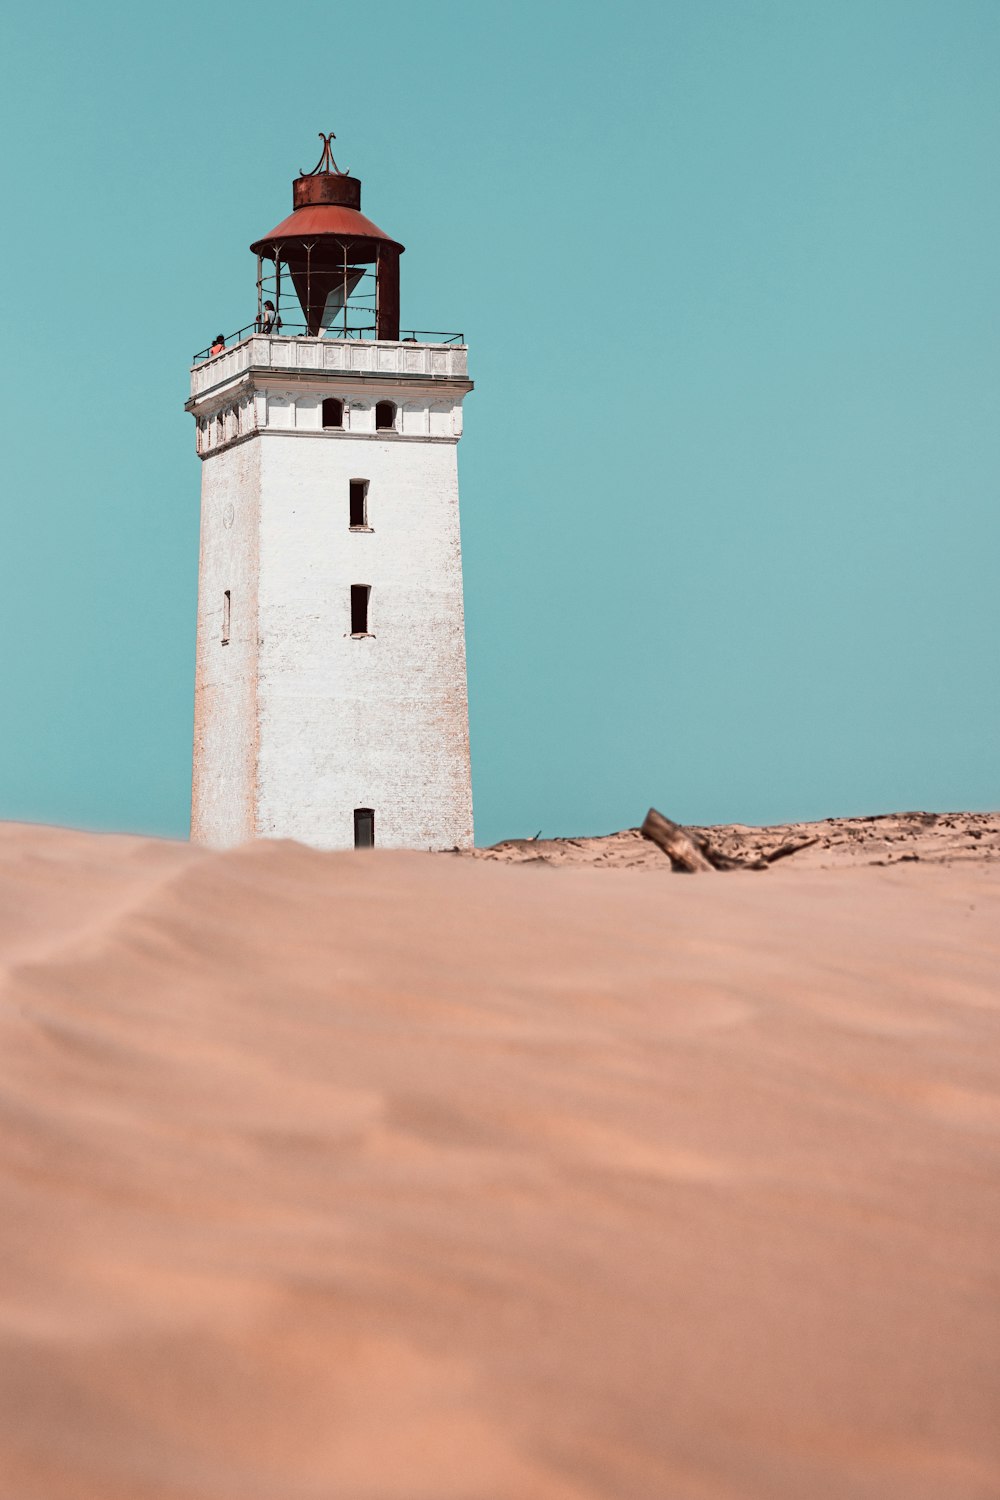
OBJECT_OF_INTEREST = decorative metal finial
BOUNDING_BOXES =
[302,132,348,178]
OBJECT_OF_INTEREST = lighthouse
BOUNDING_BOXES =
[186,135,474,851]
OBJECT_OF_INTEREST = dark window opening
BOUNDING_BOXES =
[349,479,369,529]
[222,590,231,645]
[354,808,375,849]
[350,584,371,636]
[322,397,344,429]
[375,400,396,432]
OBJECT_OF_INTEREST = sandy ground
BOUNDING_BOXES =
[474,808,1000,871]
[0,819,998,1499]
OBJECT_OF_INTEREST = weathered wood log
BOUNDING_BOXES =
[640,808,819,873]
[640,809,720,873]
[763,836,819,864]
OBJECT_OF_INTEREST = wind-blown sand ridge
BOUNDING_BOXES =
[0,816,998,1500]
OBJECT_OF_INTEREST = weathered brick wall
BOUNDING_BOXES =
[191,441,261,846]
[189,343,474,851]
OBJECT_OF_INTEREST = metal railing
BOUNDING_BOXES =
[193,325,464,364]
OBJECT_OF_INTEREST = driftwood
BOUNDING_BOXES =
[640,809,722,872]
[764,835,821,865]
[640,808,817,874]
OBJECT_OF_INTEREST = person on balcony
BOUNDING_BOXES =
[259,300,279,334]
[209,334,226,356]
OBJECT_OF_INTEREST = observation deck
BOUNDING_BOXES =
[190,331,469,402]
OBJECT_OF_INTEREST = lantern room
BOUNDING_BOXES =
[248,133,403,342]
[192,133,465,365]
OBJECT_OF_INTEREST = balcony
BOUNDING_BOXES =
[190,330,469,399]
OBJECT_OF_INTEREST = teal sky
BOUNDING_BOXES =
[1,0,997,845]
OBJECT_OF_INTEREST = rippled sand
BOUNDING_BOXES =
[0,821,998,1499]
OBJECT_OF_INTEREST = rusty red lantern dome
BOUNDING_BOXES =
[250,134,403,340]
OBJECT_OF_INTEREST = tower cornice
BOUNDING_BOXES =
[186,367,473,415]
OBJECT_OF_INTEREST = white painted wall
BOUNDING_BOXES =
[188,340,474,851]
[191,439,260,846]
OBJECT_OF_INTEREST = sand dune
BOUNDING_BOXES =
[0,820,998,1499]
[475,808,1000,871]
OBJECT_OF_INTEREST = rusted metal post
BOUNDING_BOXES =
[305,243,312,335]
[343,241,348,339]
[256,253,262,330]
[375,244,400,341]
[274,250,281,331]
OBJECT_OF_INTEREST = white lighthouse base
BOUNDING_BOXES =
[188,335,474,852]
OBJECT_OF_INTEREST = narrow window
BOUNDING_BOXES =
[215,411,225,445]
[354,808,375,848]
[222,590,231,645]
[350,584,370,636]
[322,397,344,429]
[349,479,369,530]
[375,399,396,432]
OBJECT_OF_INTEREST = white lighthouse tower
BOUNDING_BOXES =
[186,135,474,851]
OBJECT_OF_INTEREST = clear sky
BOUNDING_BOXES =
[1,0,997,845]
